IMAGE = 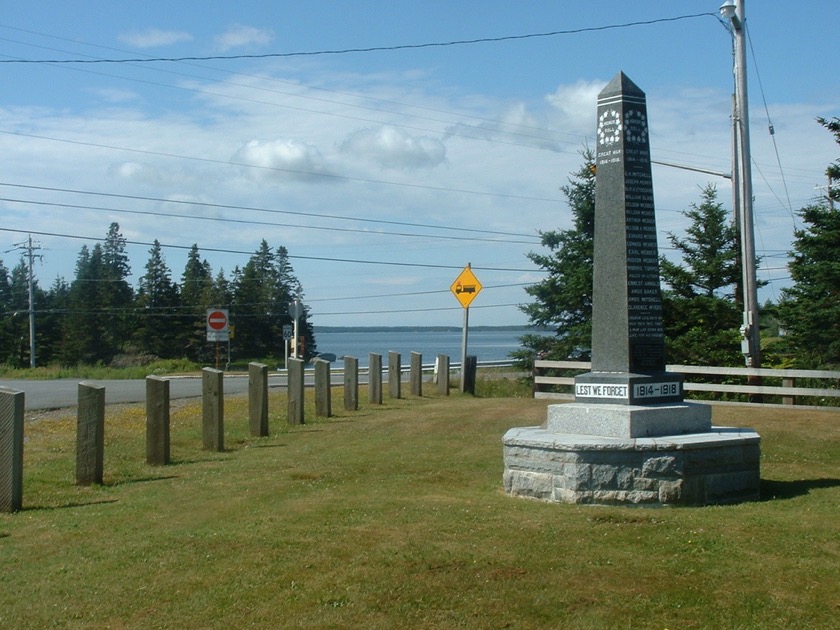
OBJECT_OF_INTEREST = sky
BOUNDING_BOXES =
[1,1,838,330]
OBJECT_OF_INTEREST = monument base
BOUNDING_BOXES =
[544,401,711,439]
[504,403,760,506]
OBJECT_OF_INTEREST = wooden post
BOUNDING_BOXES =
[287,358,305,425]
[249,362,269,437]
[783,376,796,406]
[410,352,422,397]
[389,351,401,399]
[344,356,359,411]
[76,383,105,486]
[0,387,24,513]
[437,354,450,396]
[202,367,224,451]
[146,375,170,466]
[463,355,477,395]
[314,359,332,418]
[369,353,383,405]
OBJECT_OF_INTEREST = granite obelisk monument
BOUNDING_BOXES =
[502,73,760,506]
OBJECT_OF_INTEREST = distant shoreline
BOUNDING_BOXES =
[314,325,543,333]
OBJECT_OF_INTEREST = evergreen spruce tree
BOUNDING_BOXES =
[135,240,181,358]
[515,149,595,365]
[7,259,39,366]
[180,244,215,361]
[659,184,743,365]
[99,223,134,360]
[63,244,103,363]
[0,258,15,365]
[37,277,71,365]
[778,117,840,366]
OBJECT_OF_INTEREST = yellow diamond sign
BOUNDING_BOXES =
[450,265,482,308]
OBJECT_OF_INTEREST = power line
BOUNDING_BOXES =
[0,195,537,245]
[0,130,562,204]
[0,226,544,273]
[0,14,716,65]
[0,181,541,240]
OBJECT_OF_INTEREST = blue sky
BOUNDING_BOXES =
[1,1,838,328]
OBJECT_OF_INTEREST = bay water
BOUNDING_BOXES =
[313,327,534,367]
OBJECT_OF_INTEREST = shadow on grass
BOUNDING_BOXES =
[23,498,120,512]
[760,477,840,501]
[108,475,180,487]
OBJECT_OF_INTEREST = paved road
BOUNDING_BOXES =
[0,375,291,411]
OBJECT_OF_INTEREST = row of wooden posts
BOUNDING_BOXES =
[1,352,471,513]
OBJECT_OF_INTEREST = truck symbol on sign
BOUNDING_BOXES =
[455,283,476,294]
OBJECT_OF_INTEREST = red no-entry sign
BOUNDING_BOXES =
[206,309,230,342]
[207,310,228,331]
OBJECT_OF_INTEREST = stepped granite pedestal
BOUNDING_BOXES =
[503,73,760,506]
[503,408,761,506]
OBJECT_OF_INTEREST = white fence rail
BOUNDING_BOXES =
[532,359,840,409]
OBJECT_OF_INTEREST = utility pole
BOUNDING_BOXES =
[721,0,761,371]
[10,236,43,368]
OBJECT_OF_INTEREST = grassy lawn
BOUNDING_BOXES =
[2,384,839,629]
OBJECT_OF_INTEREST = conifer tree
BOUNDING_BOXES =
[778,117,840,366]
[515,149,595,364]
[659,184,743,365]
[136,240,180,358]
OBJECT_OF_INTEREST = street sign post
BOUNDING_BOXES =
[288,299,303,359]
[282,324,293,367]
[206,309,229,342]
[206,309,229,370]
[450,265,482,392]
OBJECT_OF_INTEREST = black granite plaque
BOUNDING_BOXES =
[576,72,683,405]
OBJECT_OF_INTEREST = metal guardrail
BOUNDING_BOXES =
[532,359,840,409]
[267,359,514,378]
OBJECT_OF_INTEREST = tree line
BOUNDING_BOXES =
[0,226,315,367]
[517,117,840,370]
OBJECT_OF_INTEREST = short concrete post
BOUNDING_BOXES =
[76,382,105,486]
[287,358,305,425]
[388,351,401,399]
[437,354,450,396]
[410,352,422,397]
[202,367,224,451]
[146,375,170,466]
[369,353,383,405]
[314,359,332,418]
[0,387,24,513]
[461,355,477,395]
[249,362,269,437]
[344,356,359,411]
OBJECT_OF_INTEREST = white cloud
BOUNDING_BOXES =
[340,125,446,171]
[233,138,330,181]
[215,25,273,52]
[545,79,604,135]
[119,29,193,49]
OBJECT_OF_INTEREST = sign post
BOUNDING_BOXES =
[282,324,293,368]
[450,264,482,393]
[288,300,303,359]
[206,309,229,370]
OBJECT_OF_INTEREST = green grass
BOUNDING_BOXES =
[2,387,840,628]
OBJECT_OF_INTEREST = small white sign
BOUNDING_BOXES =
[575,383,628,399]
[633,382,680,399]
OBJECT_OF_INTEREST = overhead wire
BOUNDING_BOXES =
[0,14,717,65]
[0,10,802,315]
[0,182,541,240]
[0,129,562,204]
[0,225,543,273]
